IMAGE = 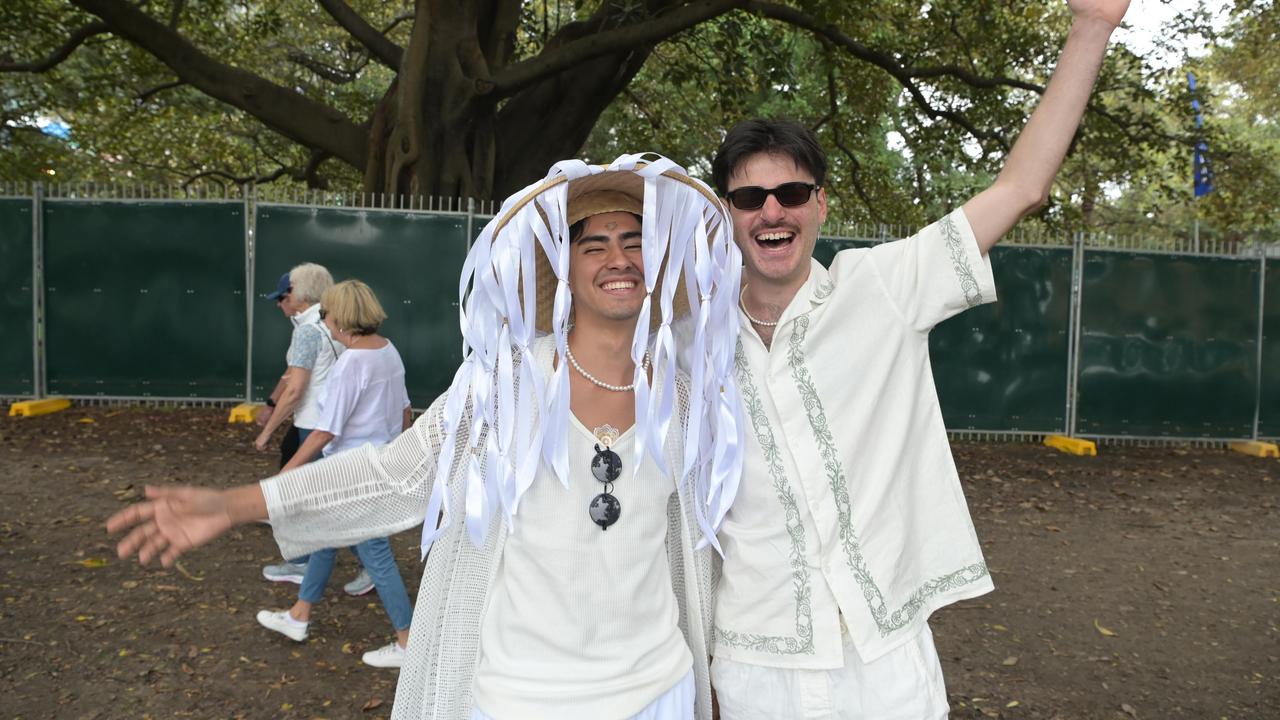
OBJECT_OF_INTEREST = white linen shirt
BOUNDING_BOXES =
[712,208,996,668]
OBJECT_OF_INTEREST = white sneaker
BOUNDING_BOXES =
[343,569,375,596]
[361,641,406,668]
[256,609,309,642]
[262,562,306,584]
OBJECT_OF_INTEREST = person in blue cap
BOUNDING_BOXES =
[257,263,374,597]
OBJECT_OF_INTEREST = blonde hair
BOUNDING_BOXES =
[321,279,387,335]
[289,263,333,304]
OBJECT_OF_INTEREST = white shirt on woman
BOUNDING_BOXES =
[314,340,410,457]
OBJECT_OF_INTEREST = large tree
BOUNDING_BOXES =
[1,0,1187,222]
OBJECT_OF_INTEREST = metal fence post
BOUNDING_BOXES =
[1253,249,1267,440]
[32,182,46,399]
[465,197,475,251]
[1066,230,1086,437]
[244,183,255,403]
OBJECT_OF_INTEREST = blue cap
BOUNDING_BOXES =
[265,272,291,300]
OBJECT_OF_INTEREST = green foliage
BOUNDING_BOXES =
[2,0,1276,243]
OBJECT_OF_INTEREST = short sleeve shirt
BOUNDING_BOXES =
[712,208,997,668]
[285,304,343,430]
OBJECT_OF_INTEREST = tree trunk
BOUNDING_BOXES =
[371,0,675,201]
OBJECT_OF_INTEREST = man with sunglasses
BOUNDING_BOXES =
[705,1,1131,717]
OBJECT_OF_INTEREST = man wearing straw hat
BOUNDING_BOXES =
[702,1,1132,718]
[107,154,745,720]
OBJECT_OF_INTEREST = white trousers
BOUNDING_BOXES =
[469,668,695,720]
[712,625,949,720]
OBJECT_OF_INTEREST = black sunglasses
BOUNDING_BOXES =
[588,443,622,530]
[725,182,819,211]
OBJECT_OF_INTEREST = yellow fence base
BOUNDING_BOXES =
[1044,435,1097,456]
[228,403,264,424]
[8,398,72,418]
[1227,440,1279,458]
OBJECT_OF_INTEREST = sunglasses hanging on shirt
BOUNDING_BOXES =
[725,182,819,211]
[589,425,623,530]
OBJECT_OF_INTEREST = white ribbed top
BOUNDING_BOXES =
[471,344,692,719]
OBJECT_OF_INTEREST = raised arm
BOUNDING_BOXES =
[963,0,1131,254]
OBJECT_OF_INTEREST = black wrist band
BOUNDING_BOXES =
[265,398,277,407]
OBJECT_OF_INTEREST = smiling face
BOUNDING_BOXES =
[726,151,828,295]
[567,211,646,329]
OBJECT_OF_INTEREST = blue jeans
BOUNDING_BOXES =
[297,537,413,631]
[286,428,359,568]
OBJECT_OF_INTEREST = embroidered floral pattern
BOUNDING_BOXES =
[814,280,835,301]
[941,213,983,307]
[787,315,989,636]
[713,340,815,656]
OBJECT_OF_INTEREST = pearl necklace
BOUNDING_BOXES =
[738,285,780,327]
[565,345,651,392]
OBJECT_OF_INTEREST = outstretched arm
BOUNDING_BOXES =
[108,392,454,566]
[963,0,1131,254]
[107,483,266,567]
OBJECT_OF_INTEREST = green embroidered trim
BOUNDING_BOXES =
[787,315,990,637]
[941,213,983,307]
[713,340,815,656]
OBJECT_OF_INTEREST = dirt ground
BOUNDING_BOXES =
[0,406,1275,720]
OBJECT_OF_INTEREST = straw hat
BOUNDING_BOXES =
[420,153,745,556]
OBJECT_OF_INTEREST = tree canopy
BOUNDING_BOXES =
[1,0,1273,239]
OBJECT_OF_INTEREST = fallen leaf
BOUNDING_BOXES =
[1006,700,1021,708]
[77,417,95,424]
[341,642,354,655]
[1002,656,1019,666]
[77,558,109,568]
[1121,702,1138,717]
[1094,618,1118,637]
[361,698,383,712]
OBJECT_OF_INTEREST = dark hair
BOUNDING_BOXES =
[568,212,643,243]
[711,118,828,195]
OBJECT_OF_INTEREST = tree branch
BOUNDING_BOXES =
[489,0,745,96]
[745,0,1009,150]
[285,50,364,84]
[824,68,879,219]
[0,21,109,73]
[315,0,404,70]
[135,79,185,103]
[69,0,367,170]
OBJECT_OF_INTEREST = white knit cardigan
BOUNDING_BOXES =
[260,356,717,720]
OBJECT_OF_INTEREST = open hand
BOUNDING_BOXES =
[107,486,234,567]
[1068,0,1130,28]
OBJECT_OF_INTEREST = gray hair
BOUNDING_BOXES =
[289,263,333,305]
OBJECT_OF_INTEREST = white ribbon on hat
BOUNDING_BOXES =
[419,153,744,558]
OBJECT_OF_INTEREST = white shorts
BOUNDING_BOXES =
[470,667,695,720]
[712,625,949,720]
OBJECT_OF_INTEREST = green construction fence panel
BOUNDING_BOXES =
[0,198,35,397]
[816,238,1072,433]
[1076,251,1259,438]
[930,245,1072,433]
[42,200,248,398]
[252,206,470,407]
[1257,259,1280,439]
